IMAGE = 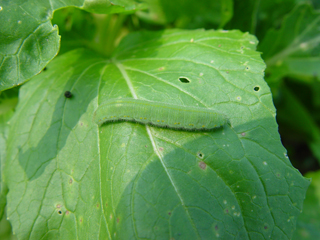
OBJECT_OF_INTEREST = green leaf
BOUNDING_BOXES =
[259,4,320,83]
[0,208,16,240]
[293,170,320,240]
[0,87,19,220]
[137,0,233,28]
[0,0,145,91]
[5,29,309,239]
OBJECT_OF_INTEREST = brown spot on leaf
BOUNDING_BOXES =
[199,161,206,170]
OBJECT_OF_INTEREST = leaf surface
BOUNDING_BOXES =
[5,29,309,239]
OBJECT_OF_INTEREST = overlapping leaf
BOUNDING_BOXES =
[0,0,144,91]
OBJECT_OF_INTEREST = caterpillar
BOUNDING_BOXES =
[93,98,227,131]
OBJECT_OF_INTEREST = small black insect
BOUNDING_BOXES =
[64,91,72,98]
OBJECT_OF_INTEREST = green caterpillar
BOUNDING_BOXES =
[93,98,227,131]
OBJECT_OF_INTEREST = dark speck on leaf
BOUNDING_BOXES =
[64,91,72,98]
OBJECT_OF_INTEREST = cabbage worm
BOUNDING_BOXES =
[93,98,227,131]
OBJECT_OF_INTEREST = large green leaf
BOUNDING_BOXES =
[0,0,144,91]
[259,4,320,83]
[5,29,309,239]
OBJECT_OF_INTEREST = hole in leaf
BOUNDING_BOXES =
[253,86,260,92]
[179,77,190,83]
[197,152,204,159]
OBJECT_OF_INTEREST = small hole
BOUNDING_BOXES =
[197,152,204,159]
[253,86,260,92]
[43,67,47,71]
[58,210,62,215]
[179,77,190,83]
